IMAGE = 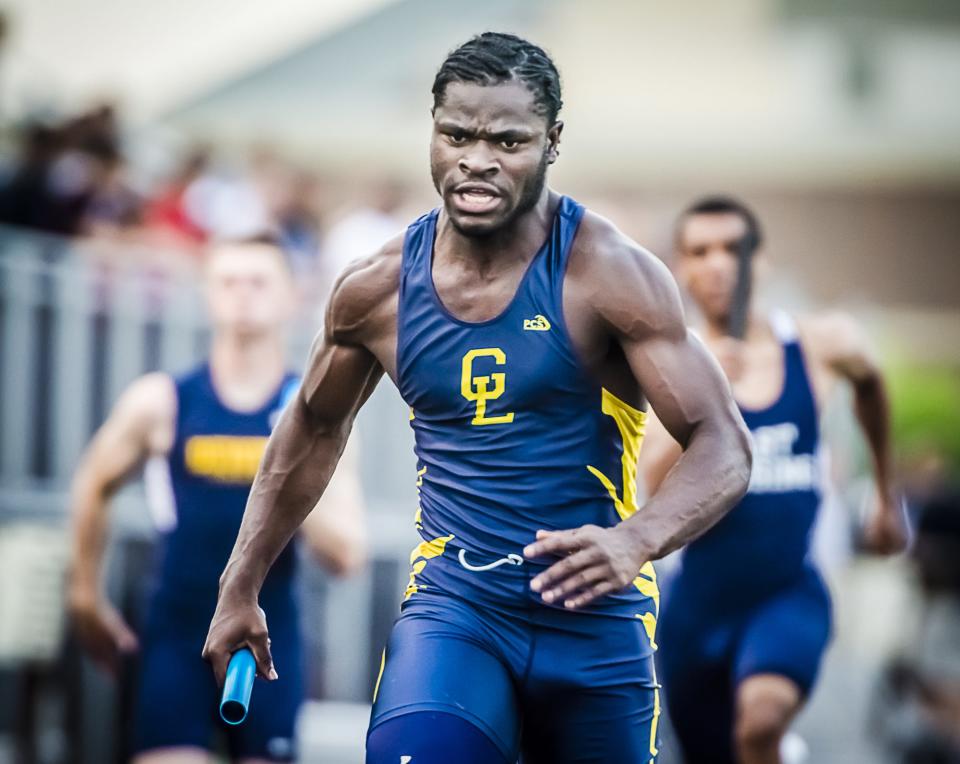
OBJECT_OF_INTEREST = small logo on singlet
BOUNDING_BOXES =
[523,314,551,331]
[401,756,413,763]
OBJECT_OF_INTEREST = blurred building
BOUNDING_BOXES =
[163,0,960,359]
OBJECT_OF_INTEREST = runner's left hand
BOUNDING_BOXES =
[524,524,646,609]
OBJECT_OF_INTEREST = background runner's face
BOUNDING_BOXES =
[677,212,757,324]
[204,243,295,340]
[430,80,559,237]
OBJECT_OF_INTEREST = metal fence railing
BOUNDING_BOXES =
[0,227,423,761]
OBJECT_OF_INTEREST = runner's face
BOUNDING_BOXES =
[677,213,753,324]
[205,244,294,338]
[430,80,561,237]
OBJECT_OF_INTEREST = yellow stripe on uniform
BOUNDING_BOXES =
[586,389,659,608]
[414,466,427,530]
[638,612,658,651]
[586,388,646,521]
[372,648,386,702]
[403,534,455,600]
[634,560,660,652]
[634,562,659,614]
[650,676,661,762]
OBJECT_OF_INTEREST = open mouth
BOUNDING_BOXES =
[451,186,501,215]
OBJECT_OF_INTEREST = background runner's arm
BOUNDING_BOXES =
[806,312,906,553]
[68,373,175,671]
[206,271,385,684]
[526,240,751,609]
[299,431,368,575]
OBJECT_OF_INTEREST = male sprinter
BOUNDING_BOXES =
[68,237,367,764]
[204,34,752,764]
[641,196,907,764]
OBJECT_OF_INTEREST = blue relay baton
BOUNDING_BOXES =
[220,648,256,725]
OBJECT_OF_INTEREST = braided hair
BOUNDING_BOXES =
[432,32,563,124]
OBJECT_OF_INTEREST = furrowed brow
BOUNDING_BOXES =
[435,120,474,134]
[488,128,536,142]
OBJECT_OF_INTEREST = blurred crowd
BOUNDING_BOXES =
[0,102,407,302]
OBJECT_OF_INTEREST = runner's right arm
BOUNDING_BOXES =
[204,253,391,685]
[68,373,175,672]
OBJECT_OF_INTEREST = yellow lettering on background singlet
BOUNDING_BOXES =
[184,435,268,483]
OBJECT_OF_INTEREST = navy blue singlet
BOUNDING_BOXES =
[150,364,300,628]
[395,195,658,621]
[134,364,305,761]
[676,312,823,609]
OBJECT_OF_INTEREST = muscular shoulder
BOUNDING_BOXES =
[568,209,685,340]
[110,372,177,454]
[326,231,404,344]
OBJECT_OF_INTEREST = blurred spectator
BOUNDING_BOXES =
[319,179,404,292]
[79,149,144,241]
[143,147,209,246]
[870,486,960,763]
[0,104,342,284]
[275,169,324,278]
[0,120,61,231]
[0,103,124,236]
[182,163,269,241]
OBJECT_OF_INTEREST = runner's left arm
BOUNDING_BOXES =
[806,312,907,554]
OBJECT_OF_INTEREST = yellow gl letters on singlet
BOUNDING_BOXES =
[460,348,515,426]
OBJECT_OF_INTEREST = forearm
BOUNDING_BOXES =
[219,402,351,598]
[852,371,894,497]
[69,479,112,599]
[626,419,751,559]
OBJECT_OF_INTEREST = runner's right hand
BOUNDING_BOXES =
[68,590,139,674]
[202,595,277,687]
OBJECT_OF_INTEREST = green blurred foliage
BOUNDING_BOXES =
[889,365,960,475]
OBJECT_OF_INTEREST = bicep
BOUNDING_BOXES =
[589,241,740,446]
[298,330,384,429]
[625,329,739,448]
